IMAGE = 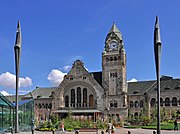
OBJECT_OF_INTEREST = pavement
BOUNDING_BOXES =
[4,128,180,134]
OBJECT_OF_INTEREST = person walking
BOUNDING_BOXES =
[61,122,65,132]
[59,122,65,132]
[108,122,112,134]
[111,125,116,134]
[174,120,178,131]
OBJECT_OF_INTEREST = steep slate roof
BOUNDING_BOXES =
[128,80,156,95]
[23,87,56,99]
[128,76,180,95]
[90,71,102,86]
[147,78,180,93]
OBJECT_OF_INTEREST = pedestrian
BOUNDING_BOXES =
[174,120,178,131]
[111,125,116,134]
[61,122,65,132]
[108,122,112,134]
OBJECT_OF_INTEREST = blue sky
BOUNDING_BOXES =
[0,0,180,95]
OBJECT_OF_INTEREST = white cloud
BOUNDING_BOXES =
[47,69,66,86]
[128,78,138,83]
[0,91,11,96]
[19,77,32,87]
[19,89,30,95]
[63,65,71,71]
[0,72,32,88]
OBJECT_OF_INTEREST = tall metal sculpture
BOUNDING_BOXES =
[14,21,22,133]
[154,16,162,134]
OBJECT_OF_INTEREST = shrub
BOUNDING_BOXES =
[141,116,151,126]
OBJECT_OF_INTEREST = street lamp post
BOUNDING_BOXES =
[154,16,162,134]
[14,21,22,133]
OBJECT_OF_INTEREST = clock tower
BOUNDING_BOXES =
[102,22,128,119]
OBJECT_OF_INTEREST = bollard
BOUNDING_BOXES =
[31,120,35,134]
[32,129,34,134]
[128,131,131,134]
[153,131,156,134]
[10,127,13,134]
[75,130,79,134]
[101,130,104,134]
[52,129,55,134]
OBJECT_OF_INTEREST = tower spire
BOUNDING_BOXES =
[107,22,122,40]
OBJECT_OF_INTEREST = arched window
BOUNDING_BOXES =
[160,98,163,106]
[140,101,143,107]
[130,101,133,108]
[89,94,94,107]
[77,87,81,107]
[110,57,113,61]
[83,88,87,107]
[46,103,48,109]
[165,97,170,106]
[134,112,138,117]
[172,97,177,106]
[39,104,42,109]
[49,103,52,109]
[42,103,45,108]
[150,98,156,107]
[114,100,117,107]
[65,96,69,107]
[110,100,118,108]
[71,89,75,107]
[106,57,109,62]
[110,101,114,107]
[135,101,139,108]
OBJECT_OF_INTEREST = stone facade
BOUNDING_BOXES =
[52,60,105,117]
[50,23,128,121]
[128,76,180,119]
[102,22,128,120]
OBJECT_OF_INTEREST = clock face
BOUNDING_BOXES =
[110,41,118,49]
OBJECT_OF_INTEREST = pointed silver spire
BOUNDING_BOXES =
[14,20,22,133]
[154,16,161,45]
[153,16,162,134]
[154,16,162,73]
[15,20,22,49]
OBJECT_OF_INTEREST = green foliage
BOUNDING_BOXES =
[126,114,141,125]
[96,119,107,129]
[124,126,141,129]
[167,119,174,123]
[37,114,59,131]
[38,121,57,131]
[171,109,177,119]
[39,127,52,131]
[62,114,108,131]
[142,122,180,130]
[141,116,151,126]
[50,114,59,129]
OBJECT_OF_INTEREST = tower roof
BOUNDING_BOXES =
[108,22,122,40]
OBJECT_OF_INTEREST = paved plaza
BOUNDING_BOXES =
[5,128,180,134]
